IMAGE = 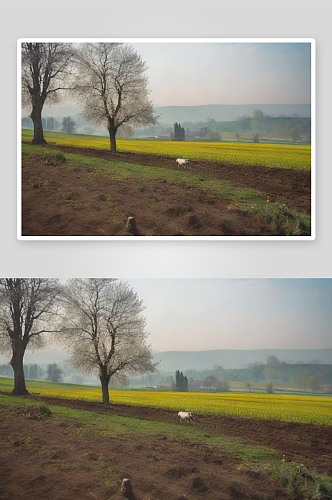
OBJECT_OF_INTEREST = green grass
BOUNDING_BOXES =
[22,128,311,170]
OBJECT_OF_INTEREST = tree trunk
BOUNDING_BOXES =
[100,370,111,404]
[108,122,117,152]
[10,350,28,396]
[30,102,46,144]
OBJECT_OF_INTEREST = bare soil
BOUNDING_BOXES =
[32,394,332,476]
[0,394,309,500]
[21,144,311,237]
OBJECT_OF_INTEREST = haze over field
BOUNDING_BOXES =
[1,279,330,367]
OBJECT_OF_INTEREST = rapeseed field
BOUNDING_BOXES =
[0,378,330,425]
[22,129,311,171]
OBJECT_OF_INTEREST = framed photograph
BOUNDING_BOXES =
[1,277,331,500]
[18,38,315,240]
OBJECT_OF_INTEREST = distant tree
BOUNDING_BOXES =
[249,363,264,382]
[264,366,278,383]
[283,125,291,142]
[235,132,241,142]
[173,122,185,141]
[61,116,76,134]
[266,382,274,394]
[73,43,157,152]
[309,374,322,393]
[253,109,265,120]
[37,366,45,380]
[199,127,213,138]
[216,380,230,392]
[291,126,300,142]
[251,120,264,134]
[47,117,55,131]
[246,381,252,392]
[175,370,188,391]
[21,42,74,144]
[0,364,13,377]
[22,116,34,129]
[0,279,62,395]
[252,133,259,143]
[29,364,38,380]
[266,356,280,367]
[46,363,63,383]
[237,116,251,132]
[204,375,219,389]
[54,118,60,131]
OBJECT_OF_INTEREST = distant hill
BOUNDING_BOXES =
[26,103,311,124]
[153,349,332,372]
[154,104,311,124]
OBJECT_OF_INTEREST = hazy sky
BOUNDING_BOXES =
[131,42,311,106]
[36,41,312,118]
[1,279,330,365]
[125,278,331,351]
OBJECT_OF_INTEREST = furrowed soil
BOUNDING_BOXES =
[21,144,311,237]
[1,394,330,500]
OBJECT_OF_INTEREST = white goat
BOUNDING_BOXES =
[176,158,190,169]
[178,411,195,424]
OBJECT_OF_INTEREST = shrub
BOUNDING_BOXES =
[38,405,52,417]
[295,216,311,236]
[55,152,66,163]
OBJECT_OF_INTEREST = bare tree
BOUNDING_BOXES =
[21,42,74,144]
[46,363,63,383]
[61,279,157,403]
[0,279,62,395]
[73,43,157,152]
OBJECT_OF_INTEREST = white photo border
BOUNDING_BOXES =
[17,37,316,241]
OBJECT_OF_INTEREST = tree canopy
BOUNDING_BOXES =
[60,278,157,403]
[72,43,157,151]
[21,42,74,144]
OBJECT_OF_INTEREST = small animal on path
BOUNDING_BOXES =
[178,411,195,423]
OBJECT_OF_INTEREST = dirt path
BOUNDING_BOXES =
[43,143,311,214]
[18,393,332,476]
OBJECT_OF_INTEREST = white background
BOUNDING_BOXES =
[1,0,330,278]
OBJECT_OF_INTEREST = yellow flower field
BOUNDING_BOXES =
[21,129,311,171]
[1,378,330,425]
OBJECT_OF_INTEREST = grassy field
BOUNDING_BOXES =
[1,378,331,425]
[22,129,311,171]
